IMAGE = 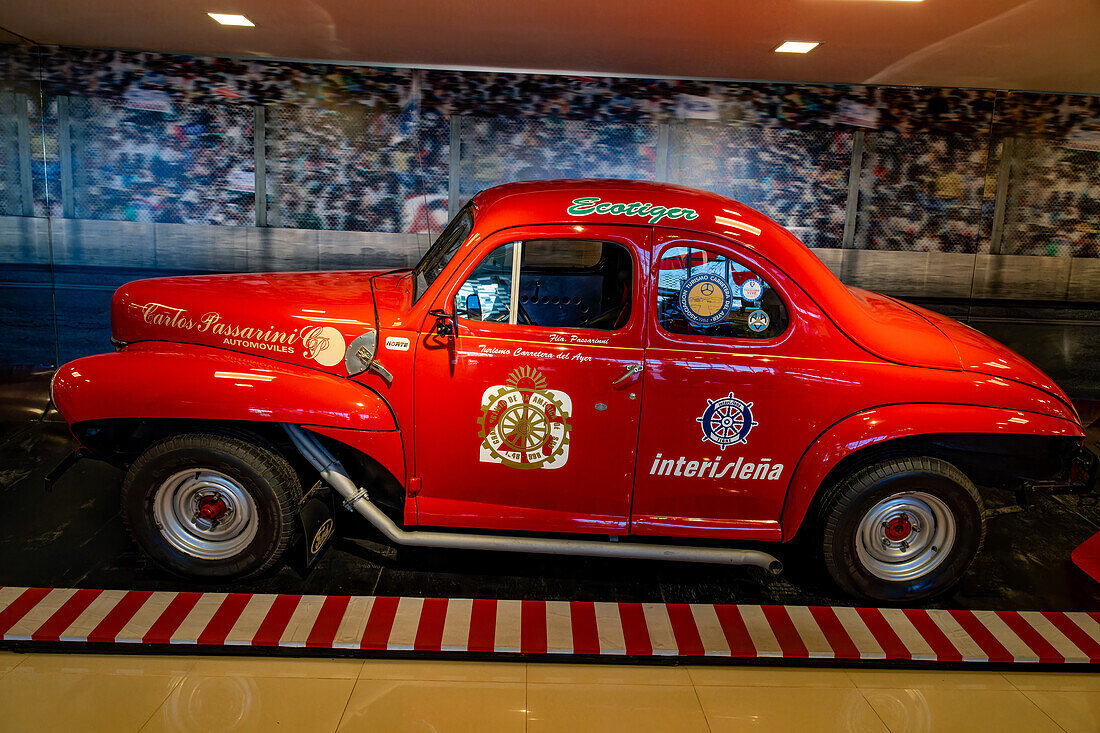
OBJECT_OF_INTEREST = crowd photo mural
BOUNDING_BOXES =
[0,42,1099,367]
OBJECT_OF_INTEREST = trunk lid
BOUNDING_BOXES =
[841,288,962,370]
[901,299,1073,407]
[841,288,1072,410]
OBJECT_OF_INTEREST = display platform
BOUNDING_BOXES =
[6,419,1100,610]
[1,586,1098,665]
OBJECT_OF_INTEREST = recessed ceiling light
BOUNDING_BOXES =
[207,13,255,26]
[774,41,820,54]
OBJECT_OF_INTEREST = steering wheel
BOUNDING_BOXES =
[481,276,533,325]
[517,302,532,325]
[488,302,533,325]
[574,304,622,329]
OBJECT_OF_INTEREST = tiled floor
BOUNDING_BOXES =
[0,652,1096,732]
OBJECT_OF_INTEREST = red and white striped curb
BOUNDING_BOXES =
[1,587,1098,663]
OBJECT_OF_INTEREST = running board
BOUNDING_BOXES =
[283,424,783,575]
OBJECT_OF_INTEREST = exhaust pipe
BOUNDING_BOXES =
[284,424,782,574]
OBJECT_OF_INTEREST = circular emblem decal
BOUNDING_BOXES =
[747,309,770,333]
[678,273,732,326]
[740,278,764,302]
[697,392,759,449]
[301,326,345,367]
[479,366,572,470]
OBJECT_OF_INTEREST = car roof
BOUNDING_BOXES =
[470,179,783,247]
[468,178,831,307]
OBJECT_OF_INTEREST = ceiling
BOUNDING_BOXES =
[2,0,1098,94]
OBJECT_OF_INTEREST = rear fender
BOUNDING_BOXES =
[52,342,397,432]
[780,403,1084,539]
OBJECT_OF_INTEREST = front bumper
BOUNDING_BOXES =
[1017,440,1100,510]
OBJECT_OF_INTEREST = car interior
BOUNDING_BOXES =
[457,239,633,331]
[517,240,632,330]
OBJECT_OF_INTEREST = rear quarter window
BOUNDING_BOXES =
[657,246,788,339]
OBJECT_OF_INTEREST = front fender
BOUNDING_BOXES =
[779,403,1084,539]
[52,342,396,431]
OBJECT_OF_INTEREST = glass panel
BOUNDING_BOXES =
[1,38,58,368]
[518,240,631,330]
[266,105,436,232]
[455,242,514,323]
[1000,137,1100,257]
[0,87,20,216]
[69,96,254,225]
[657,246,787,339]
[855,132,992,253]
[30,93,59,218]
[456,117,657,207]
[671,122,853,248]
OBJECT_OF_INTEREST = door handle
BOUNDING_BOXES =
[611,364,643,386]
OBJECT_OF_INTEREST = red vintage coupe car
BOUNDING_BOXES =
[50,180,1097,602]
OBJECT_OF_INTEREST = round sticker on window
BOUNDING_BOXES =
[747,309,770,333]
[678,273,733,326]
[740,278,764,302]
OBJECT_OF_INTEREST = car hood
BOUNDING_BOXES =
[112,270,394,376]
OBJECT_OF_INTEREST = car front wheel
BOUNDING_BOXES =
[121,433,300,579]
[818,456,985,603]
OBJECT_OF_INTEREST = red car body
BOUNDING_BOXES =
[53,179,1084,550]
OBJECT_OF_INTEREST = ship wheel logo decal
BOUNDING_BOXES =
[478,366,573,470]
[696,392,758,449]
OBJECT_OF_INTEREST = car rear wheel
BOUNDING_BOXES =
[817,456,984,603]
[122,433,300,579]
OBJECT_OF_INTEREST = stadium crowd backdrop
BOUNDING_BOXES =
[0,43,1098,367]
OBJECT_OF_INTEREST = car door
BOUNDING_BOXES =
[632,228,838,541]
[412,224,649,535]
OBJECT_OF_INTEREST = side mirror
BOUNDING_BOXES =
[428,308,456,337]
[465,292,482,321]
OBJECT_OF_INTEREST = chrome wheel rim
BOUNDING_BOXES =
[152,469,258,560]
[854,491,956,582]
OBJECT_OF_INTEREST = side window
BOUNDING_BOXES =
[519,240,631,330]
[455,239,632,331]
[657,246,788,339]
[455,243,514,323]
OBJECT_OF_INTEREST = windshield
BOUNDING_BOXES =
[412,206,475,302]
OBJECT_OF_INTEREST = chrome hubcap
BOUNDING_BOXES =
[153,469,258,560]
[854,492,956,582]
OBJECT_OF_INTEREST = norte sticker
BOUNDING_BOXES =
[384,336,410,351]
[678,273,732,326]
[747,309,770,333]
[740,278,763,302]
